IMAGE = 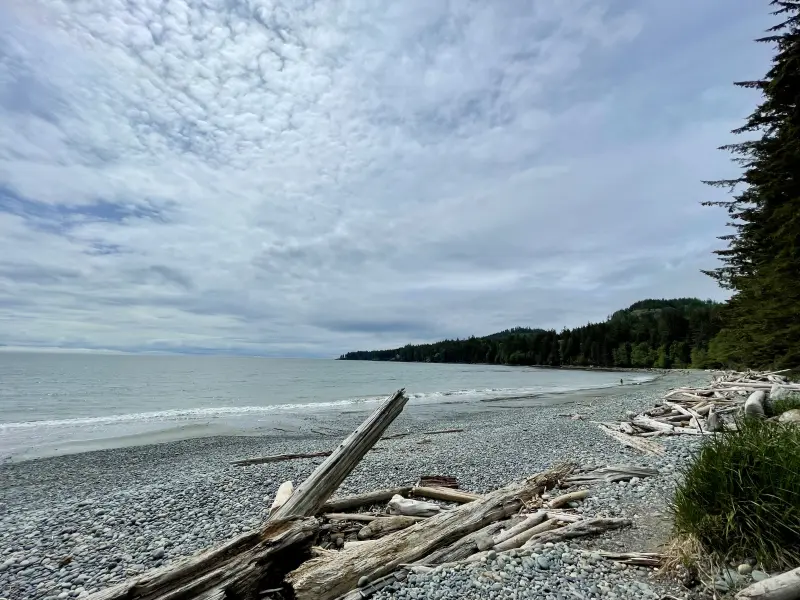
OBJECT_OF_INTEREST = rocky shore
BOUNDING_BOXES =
[0,372,711,600]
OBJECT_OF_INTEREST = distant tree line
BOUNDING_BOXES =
[339,298,723,369]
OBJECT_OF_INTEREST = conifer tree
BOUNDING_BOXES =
[704,1,800,368]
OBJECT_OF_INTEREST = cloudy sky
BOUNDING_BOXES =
[0,0,775,356]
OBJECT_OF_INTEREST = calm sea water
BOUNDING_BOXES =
[0,354,653,460]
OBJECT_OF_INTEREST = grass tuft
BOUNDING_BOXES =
[770,394,800,417]
[670,418,800,570]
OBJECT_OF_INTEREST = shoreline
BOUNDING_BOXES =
[0,371,710,600]
[0,370,667,465]
[338,357,698,375]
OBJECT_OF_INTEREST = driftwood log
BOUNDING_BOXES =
[381,428,464,440]
[387,495,441,517]
[286,465,572,600]
[86,390,410,600]
[269,480,294,514]
[597,424,666,455]
[232,451,332,466]
[736,566,800,600]
[86,517,318,600]
[523,517,631,548]
[418,475,460,488]
[411,486,481,504]
[491,511,549,547]
[495,518,560,551]
[597,551,664,567]
[421,520,514,565]
[272,389,408,520]
[547,489,589,509]
[564,465,658,486]
[357,516,423,540]
[321,487,413,513]
[323,513,380,523]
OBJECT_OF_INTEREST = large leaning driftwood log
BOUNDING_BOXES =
[87,517,319,600]
[272,389,408,520]
[286,464,572,600]
[86,389,410,600]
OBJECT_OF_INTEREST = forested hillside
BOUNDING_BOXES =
[339,298,723,369]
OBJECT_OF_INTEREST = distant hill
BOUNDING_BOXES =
[482,327,546,340]
[338,298,723,369]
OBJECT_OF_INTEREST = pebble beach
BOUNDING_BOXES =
[0,372,714,600]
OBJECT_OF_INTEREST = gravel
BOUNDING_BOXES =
[372,543,675,600]
[0,372,715,600]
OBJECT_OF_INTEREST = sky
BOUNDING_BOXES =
[0,0,777,357]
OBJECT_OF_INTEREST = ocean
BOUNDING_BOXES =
[0,353,654,460]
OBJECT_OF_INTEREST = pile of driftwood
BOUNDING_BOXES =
[596,370,800,456]
[86,390,655,600]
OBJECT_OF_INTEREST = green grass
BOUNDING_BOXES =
[671,418,800,569]
[770,394,800,417]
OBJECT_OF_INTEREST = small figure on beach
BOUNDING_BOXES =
[620,378,624,385]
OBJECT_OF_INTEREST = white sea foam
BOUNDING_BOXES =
[0,374,656,430]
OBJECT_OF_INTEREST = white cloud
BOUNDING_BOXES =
[0,0,774,355]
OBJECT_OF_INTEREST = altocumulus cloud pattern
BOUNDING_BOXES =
[0,0,772,355]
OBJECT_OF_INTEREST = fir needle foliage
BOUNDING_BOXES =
[703,1,800,369]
